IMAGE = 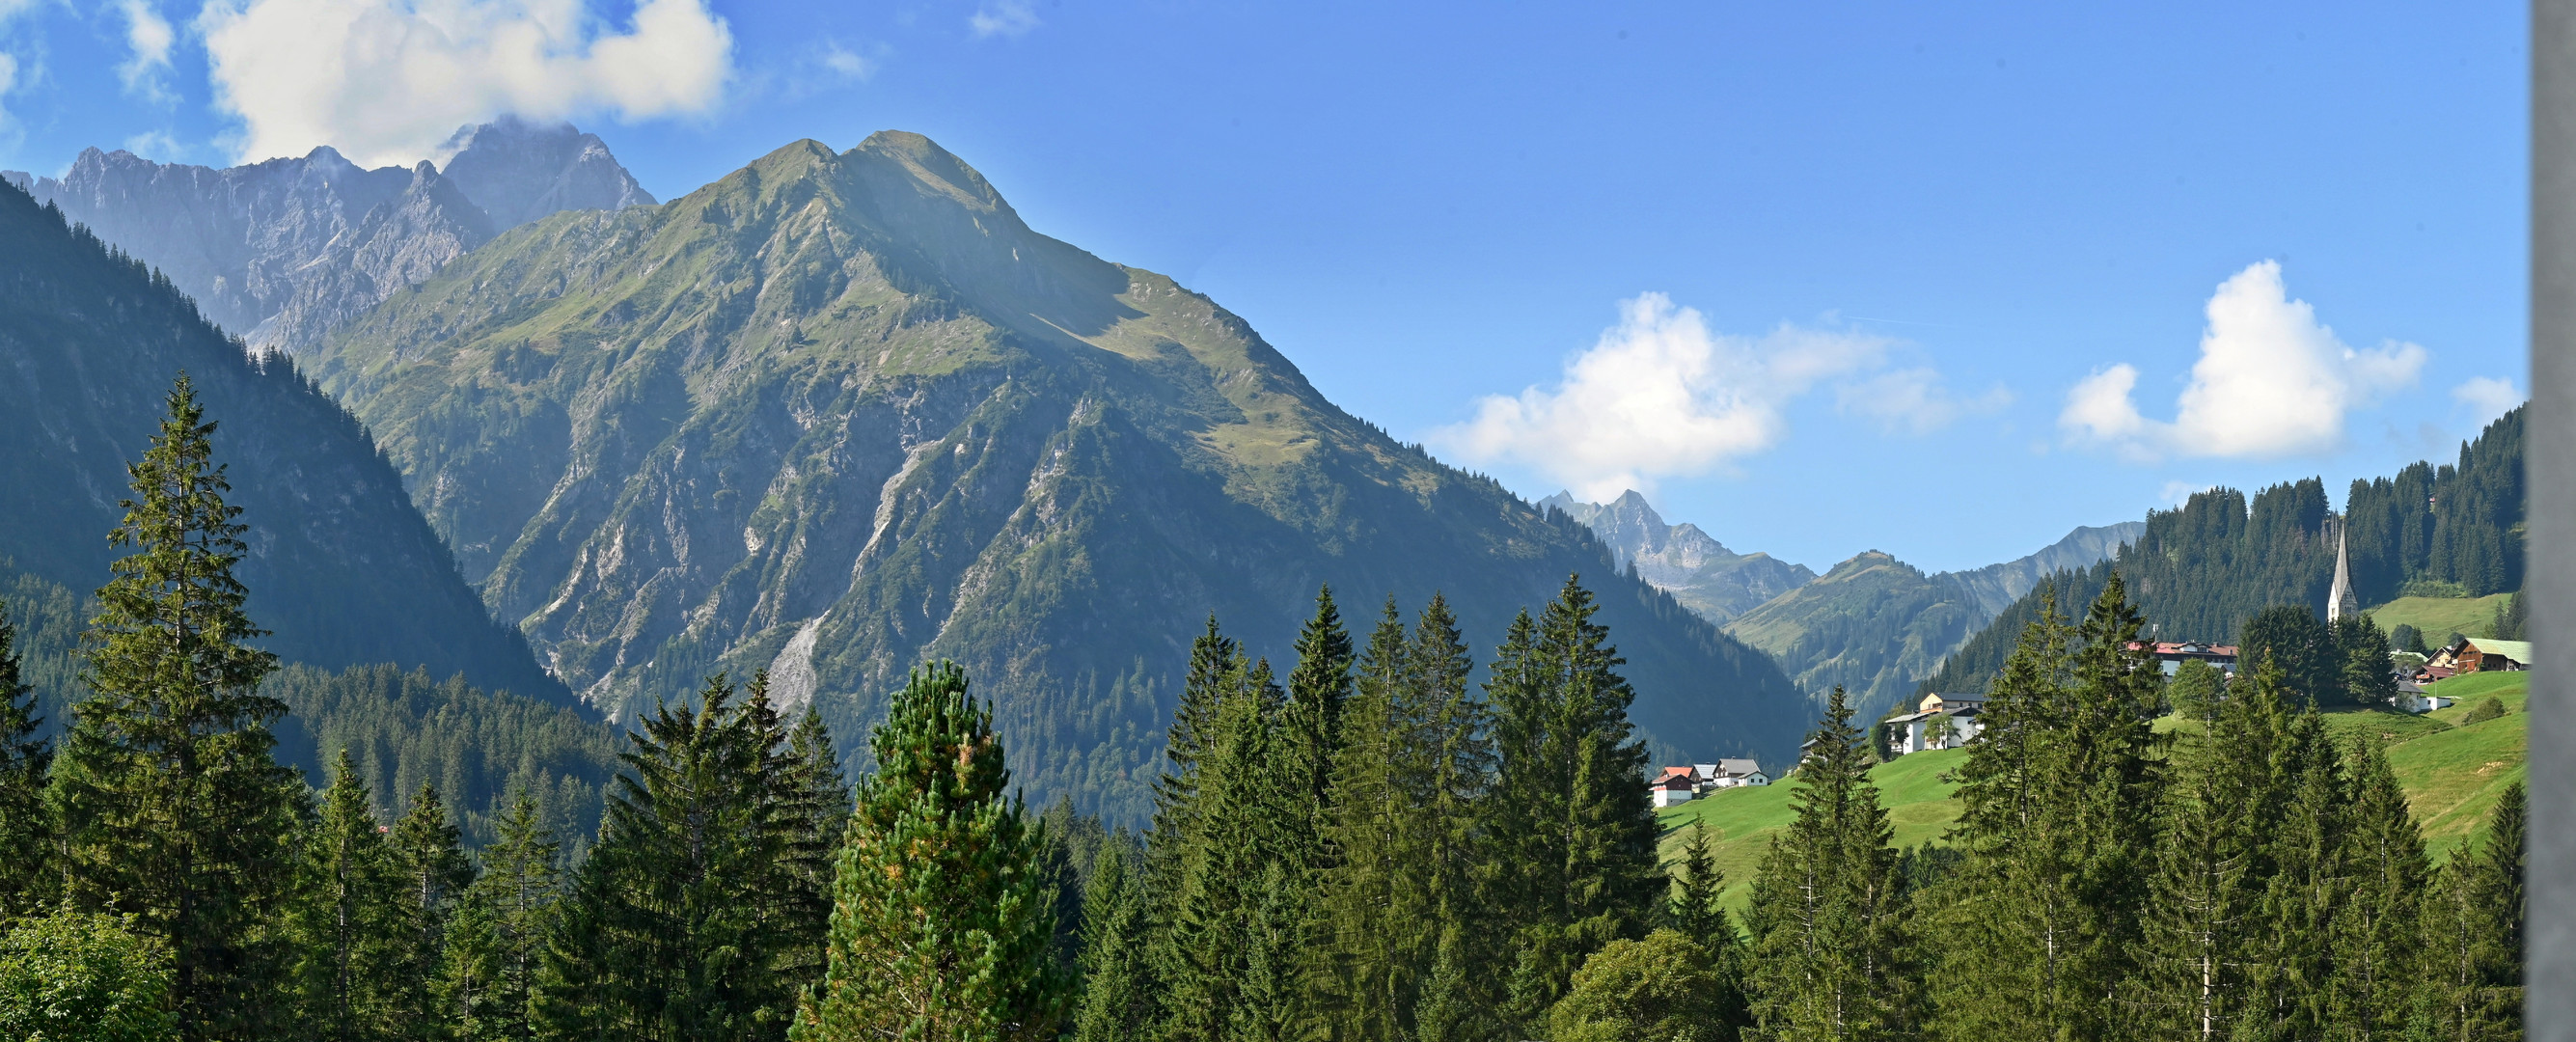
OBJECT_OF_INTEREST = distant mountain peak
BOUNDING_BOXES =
[15,120,653,354]
[1547,489,1803,623]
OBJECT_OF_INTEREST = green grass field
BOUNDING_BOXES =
[1656,747,1967,913]
[1662,671,2529,892]
[2365,593,2514,644]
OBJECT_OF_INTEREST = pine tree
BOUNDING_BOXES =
[539,674,802,1041]
[447,792,558,1042]
[1072,840,1155,1042]
[2335,615,2400,708]
[1309,598,1420,1041]
[2328,737,2425,1040]
[1665,821,1749,1038]
[290,751,409,1042]
[792,663,1072,1041]
[0,602,49,917]
[1932,578,2159,1041]
[388,782,474,1040]
[779,699,849,999]
[1485,577,1664,1032]
[2131,655,2302,1038]
[2241,709,2345,1035]
[1743,686,1919,1041]
[1164,656,1298,1042]
[50,373,304,1041]
[1406,594,1496,1042]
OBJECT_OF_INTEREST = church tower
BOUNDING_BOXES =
[2327,514,2361,622]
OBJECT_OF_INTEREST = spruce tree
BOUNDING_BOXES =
[779,699,850,999]
[1484,577,1663,1031]
[1743,686,1920,1040]
[0,602,49,917]
[447,792,557,1042]
[289,751,409,1042]
[2131,655,2301,1037]
[51,373,304,1041]
[1665,821,1749,1037]
[1071,840,1155,1042]
[2334,614,2399,708]
[1309,598,1420,1041]
[2328,737,2426,1040]
[1405,593,1496,1042]
[1932,578,2159,1041]
[539,674,802,1041]
[792,663,1072,1041]
[389,782,474,1040]
[2241,709,2345,1035]
[1164,657,1298,1042]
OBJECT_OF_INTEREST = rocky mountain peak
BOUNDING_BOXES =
[10,120,654,355]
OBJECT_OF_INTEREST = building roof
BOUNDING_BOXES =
[2126,641,2239,657]
[1715,757,1762,775]
[1657,766,1695,782]
[2466,639,2534,663]
[1652,772,1694,790]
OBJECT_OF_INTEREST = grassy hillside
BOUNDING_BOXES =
[2366,593,2514,644]
[1663,671,2530,899]
[1655,747,1968,914]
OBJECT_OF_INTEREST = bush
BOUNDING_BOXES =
[2465,698,2507,724]
[0,908,178,1042]
[1548,929,1737,1042]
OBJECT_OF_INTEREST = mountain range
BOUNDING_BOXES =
[0,129,1815,822]
[3,118,652,355]
[1548,489,2141,722]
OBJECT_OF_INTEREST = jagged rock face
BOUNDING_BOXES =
[309,131,1812,820]
[3,123,651,354]
[438,118,655,229]
[1539,490,1818,624]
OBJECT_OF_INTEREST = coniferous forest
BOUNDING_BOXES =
[0,377,2527,1041]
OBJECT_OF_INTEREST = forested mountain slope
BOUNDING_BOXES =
[1925,407,2526,695]
[0,178,565,705]
[3,119,650,353]
[307,131,1810,821]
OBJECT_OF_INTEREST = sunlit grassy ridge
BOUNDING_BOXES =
[1658,671,2528,902]
[2366,593,2515,643]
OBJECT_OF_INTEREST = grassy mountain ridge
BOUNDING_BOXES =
[0,177,566,704]
[309,131,1811,821]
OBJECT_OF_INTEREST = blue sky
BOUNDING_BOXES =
[0,0,2527,574]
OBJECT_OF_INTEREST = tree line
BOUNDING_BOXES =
[0,376,2529,1041]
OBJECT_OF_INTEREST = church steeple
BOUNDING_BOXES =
[2327,514,2360,622]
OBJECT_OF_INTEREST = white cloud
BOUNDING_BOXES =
[2451,376,2523,426]
[1834,367,2011,435]
[2059,260,2425,460]
[1431,292,1901,501]
[820,41,875,80]
[2160,480,2215,506]
[117,0,176,101]
[969,1,1038,39]
[198,0,735,167]
[123,128,182,159]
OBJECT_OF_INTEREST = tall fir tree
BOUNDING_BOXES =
[1743,686,1920,1041]
[779,698,850,1000]
[1405,593,1498,1042]
[539,674,803,1042]
[792,663,1072,1042]
[1163,656,1301,1042]
[1664,820,1750,1039]
[2328,737,2426,1041]
[1071,839,1155,1042]
[445,792,558,1042]
[289,750,410,1042]
[2334,614,2400,709]
[2131,655,2306,1037]
[389,782,474,1041]
[1309,598,1422,1041]
[1931,577,2160,1042]
[1483,577,1664,1032]
[0,602,49,917]
[2410,781,2525,1041]
[2240,709,2346,1035]
[51,373,304,1041]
